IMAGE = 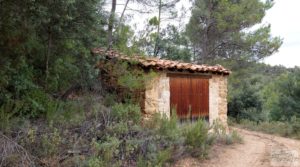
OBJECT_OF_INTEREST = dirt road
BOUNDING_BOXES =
[176,128,300,167]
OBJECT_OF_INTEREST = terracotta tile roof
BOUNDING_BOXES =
[92,48,230,75]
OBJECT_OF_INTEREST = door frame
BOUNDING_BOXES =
[168,73,210,120]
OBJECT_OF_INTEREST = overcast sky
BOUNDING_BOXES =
[262,0,300,67]
[109,0,300,67]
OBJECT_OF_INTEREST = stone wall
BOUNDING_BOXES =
[144,73,170,119]
[144,72,228,129]
[209,75,228,128]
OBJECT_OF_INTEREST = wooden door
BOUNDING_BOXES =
[170,75,209,119]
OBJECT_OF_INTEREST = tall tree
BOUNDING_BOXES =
[158,25,192,62]
[135,0,179,56]
[108,0,117,49]
[263,68,300,121]
[0,0,106,114]
[186,0,282,64]
[117,0,130,31]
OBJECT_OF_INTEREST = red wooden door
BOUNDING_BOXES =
[170,75,209,119]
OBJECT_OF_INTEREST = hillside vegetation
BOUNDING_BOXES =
[0,0,299,166]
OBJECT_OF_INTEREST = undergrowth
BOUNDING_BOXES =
[229,117,300,139]
[0,94,229,167]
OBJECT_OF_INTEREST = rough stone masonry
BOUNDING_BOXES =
[143,72,228,128]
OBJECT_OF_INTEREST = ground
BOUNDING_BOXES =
[175,128,300,167]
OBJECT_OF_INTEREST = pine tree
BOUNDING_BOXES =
[186,0,282,64]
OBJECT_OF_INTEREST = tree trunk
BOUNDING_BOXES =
[107,0,117,50]
[153,0,162,56]
[45,30,52,90]
[202,27,209,63]
[117,0,130,32]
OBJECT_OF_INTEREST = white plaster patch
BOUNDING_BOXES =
[209,76,219,125]
[144,73,170,118]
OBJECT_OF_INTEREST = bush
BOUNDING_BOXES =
[183,120,209,157]
[91,136,121,165]
[111,103,141,124]
[156,113,182,143]
[263,69,300,121]
[45,101,85,127]
[228,83,264,122]
[0,98,216,166]
[0,102,16,132]
[41,127,62,156]
[225,130,243,145]
[233,118,300,139]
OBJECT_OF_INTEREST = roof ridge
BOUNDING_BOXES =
[92,48,231,75]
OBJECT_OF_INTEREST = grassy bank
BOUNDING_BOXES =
[0,95,242,167]
[229,118,300,139]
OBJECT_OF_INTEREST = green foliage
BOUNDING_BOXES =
[0,101,22,131]
[186,0,282,63]
[159,25,193,62]
[211,119,227,137]
[225,130,243,145]
[114,25,141,55]
[0,95,219,166]
[0,0,106,118]
[149,17,160,26]
[117,69,145,91]
[226,63,300,140]
[226,62,291,124]
[262,68,300,121]
[2,0,295,165]
[184,120,208,151]
[228,82,264,122]
[136,24,192,61]
[41,126,62,156]
[232,118,300,139]
[103,93,117,107]
[102,59,157,91]
[88,157,105,167]
[209,120,244,145]
[156,113,181,142]
[92,136,121,164]
[46,101,85,126]
[154,148,172,166]
[111,103,141,124]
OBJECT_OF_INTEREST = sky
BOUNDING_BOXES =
[107,0,300,68]
[262,0,300,67]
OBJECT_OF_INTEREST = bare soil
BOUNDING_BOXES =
[175,128,300,167]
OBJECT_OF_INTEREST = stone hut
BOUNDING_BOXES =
[93,49,230,127]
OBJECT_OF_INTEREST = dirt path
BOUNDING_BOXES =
[175,128,300,167]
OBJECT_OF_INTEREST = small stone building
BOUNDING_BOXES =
[93,49,230,127]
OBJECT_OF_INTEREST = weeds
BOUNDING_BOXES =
[210,119,244,145]
[0,95,224,166]
[230,117,300,139]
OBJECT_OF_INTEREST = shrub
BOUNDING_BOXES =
[225,130,243,145]
[231,130,243,143]
[103,93,116,107]
[211,119,226,137]
[92,136,121,165]
[111,103,141,124]
[156,113,182,143]
[210,119,243,145]
[263,69,300,121]
[41,127,62,156]
[1,98,216,166]
[234,118,300,139]
[88,157,105,167]
[46,101,85,127]
[0,103,16,132]
[154,148,172,166]
[228,83,264,122]
[184,120,208,150]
